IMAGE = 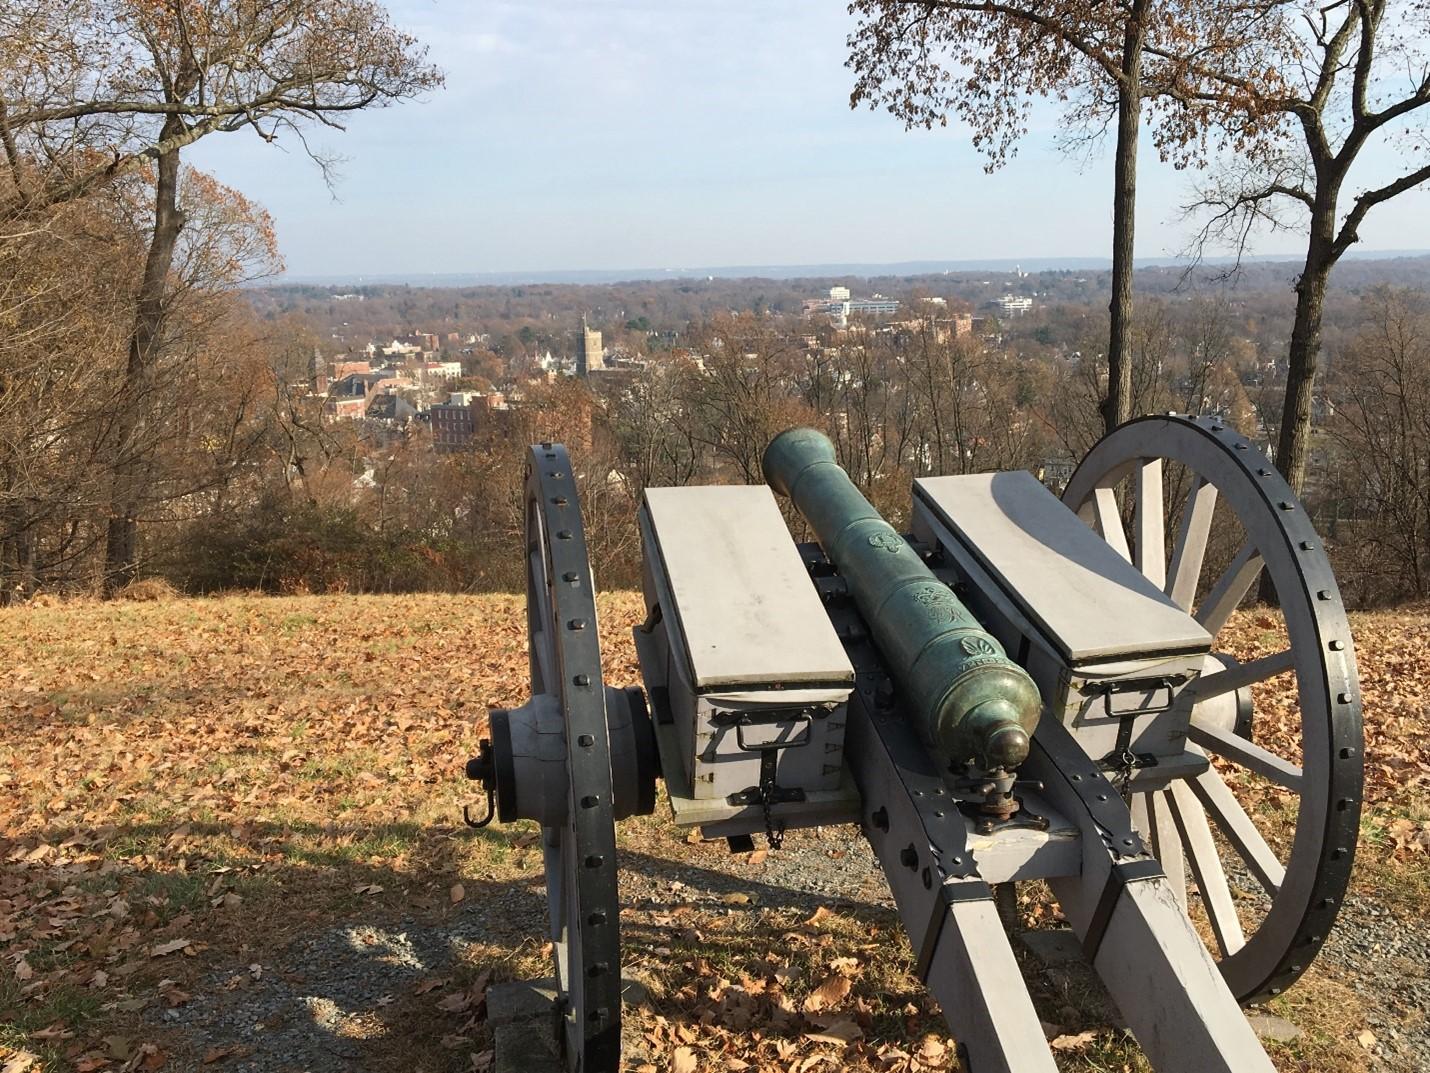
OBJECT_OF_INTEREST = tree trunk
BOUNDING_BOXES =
[1259,202,1336,605]
[1276,217,1337,495]
[104,117,186,594]
[1102,1,1147,438]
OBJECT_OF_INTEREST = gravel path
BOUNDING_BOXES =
[1316,892,1430,1073]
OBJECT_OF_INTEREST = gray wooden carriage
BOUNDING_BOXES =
[464,414,1363,1073]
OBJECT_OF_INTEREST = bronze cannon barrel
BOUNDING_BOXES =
[763,427,1042,771]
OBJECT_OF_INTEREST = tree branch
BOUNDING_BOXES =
[1333,161,1430,259]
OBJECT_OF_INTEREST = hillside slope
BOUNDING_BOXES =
[1,594,1426,1072]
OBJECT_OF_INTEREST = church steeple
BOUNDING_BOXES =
[577,315,603,377]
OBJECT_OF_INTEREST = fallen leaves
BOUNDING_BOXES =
[804,1018,863,1045]
[435,970,491,1015]
[1386,817,1430,856]
[149,938,193,958]
[802,974,852,1013]
[1049,1030,1098,1052]
[0,593,1422,1073]
[201,1043,254,1064]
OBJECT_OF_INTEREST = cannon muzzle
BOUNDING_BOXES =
[763,427,1041,772]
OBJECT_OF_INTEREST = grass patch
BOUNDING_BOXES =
[298,749,381,783]
[136,871,211,916]
[0,977,104,1071]
[1354,803,1430,918]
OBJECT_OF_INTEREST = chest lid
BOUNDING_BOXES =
[642,485,854,691]
[913,471,1212,665]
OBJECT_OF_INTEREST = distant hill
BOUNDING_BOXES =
[274,249,1430,288]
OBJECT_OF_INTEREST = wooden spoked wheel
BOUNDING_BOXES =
[1063,414,1364,1004]
[524,444,623,1072]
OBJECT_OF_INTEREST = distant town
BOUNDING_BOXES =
[305,280,1046,452]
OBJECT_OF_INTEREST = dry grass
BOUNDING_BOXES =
[0,593,1425,1072]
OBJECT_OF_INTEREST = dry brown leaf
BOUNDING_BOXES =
[804,1018,863,1045]
[149,939,192,958]
[802,974,852,1013]
[201,1044,252,1064]
[672,1045,698,1073]
[1050,1030,1098,1051]
[436,990,472,1013]
[449,883,466,904]
[801,906,834,928]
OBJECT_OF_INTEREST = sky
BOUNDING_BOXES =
[185,0,1430,280]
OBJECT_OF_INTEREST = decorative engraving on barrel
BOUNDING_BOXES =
[911,583,976,627]
[868,532,905,553]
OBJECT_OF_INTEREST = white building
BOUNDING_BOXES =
[421,361,463,381]
[996,295,1033,316]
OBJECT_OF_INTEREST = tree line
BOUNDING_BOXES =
[0,0,439,597]
[122,292,1426,610]
[848,0,1430,494]
[3,2,1427,605]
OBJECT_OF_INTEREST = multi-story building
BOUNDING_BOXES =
[996,295,1033,316]
[577,317,604,376]
[430,391,510,452]
[805,290,900,323]
[419,361,463,381]
[847,296,900,316]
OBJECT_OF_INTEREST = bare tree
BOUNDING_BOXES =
[1324,287,1430,600]
[1183,0,1430,494]
[687,315,817,484]
[1,0,440,590]
[609,358,706,494]
[846,0,1276,436]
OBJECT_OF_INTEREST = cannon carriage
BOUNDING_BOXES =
[465,413,1363,1073]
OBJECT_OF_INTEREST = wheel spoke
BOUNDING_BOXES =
[1195,542,1265,636]
[529,548,558,693]
[1134,459,1166,588]
[1187,719,1304,791]
[1166,476,1218,609]
[1189,649,1293,701]
[1167,781,1246,958]
[1145,790,1187,911]
[1189,767,1286,897]
[1091,486,1131,562]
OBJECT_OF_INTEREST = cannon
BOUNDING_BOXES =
[465,414,1363,1073]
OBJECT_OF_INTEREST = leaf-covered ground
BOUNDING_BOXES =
[1,594,1426,1072]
